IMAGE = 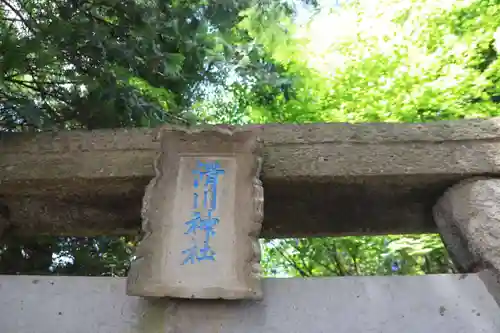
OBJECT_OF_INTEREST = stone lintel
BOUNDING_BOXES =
[3,117,500,237]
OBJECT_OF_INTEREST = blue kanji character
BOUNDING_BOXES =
[184,211,219,236]
[192,161,225,210]
[181,241,217,264]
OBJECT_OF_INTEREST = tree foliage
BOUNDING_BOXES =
[0,0,257,131]
[224,0,500,125]
[198,0,500,276]
[260,235,454,277]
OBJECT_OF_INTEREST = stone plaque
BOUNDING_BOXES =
[126,126,264,300]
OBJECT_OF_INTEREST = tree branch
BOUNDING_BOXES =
[273,244,310,277]
[326,243,348,276]
[0,0,36,34]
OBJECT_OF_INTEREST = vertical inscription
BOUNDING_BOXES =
[126,127,262,299]
[181,160,225,265]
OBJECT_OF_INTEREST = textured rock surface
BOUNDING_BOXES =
[433,177,500,304]
[126,125,263,299]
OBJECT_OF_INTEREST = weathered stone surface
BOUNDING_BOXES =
[479,270,500,307]
[433,177,500,304]
[126,126,263,299]
[1,275,500,333]
[3,117,500,237]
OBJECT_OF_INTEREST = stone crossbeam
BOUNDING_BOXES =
[2,118,500,237]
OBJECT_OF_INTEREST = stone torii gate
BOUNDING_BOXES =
[0,118,500,332]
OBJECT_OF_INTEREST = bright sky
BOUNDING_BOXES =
[291,0,361,75]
